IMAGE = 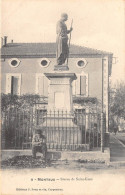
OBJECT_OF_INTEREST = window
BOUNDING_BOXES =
[39,58,50,67]
[72,72,88,96]
[41,60,48,66]
[6,74,21,95]
[76,59,87,68]
[9,58,20,67]
[36,74,49,96]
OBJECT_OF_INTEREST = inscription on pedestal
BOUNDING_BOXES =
[55,92,65,108]
[44,72,77,111]
[51,78,69,85]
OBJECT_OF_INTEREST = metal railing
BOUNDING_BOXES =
[1,107,102,151]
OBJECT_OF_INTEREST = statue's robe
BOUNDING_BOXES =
[56,20,70,65]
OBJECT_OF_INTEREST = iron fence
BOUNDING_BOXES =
[1,107,103,151]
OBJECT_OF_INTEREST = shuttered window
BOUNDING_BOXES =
[11,76,19,95]
[72,73,88,96]
[6,74,21,95]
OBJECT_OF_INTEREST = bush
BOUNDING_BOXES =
[1,93,42,111]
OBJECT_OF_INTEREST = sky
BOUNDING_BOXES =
[1,0,125,84]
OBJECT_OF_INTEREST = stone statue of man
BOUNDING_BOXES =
[56,13,73,66]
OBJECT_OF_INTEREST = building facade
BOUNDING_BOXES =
[1,38,113,131]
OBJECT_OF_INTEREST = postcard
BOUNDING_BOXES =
[1,0,125,195]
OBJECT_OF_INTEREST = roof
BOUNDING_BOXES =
[1,42,113,58]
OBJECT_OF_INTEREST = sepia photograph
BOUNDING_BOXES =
[0,0,125,194]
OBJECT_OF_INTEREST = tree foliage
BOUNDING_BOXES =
[109,82,125,119]
[1,93,47,111]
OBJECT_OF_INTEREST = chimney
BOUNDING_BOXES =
[3,36,8,46]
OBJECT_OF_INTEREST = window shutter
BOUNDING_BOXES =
[6,75,11,94]
[72,80,76,95]
[43,76,48,97]
[17,76,21,95]
[37,75,44,95]
[80,75,86,95]
[36,75,48,96]
[76,74,80,95]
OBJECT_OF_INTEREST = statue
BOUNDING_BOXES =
[56,13,73,66]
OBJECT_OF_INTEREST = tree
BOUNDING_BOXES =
[109,81,125,130]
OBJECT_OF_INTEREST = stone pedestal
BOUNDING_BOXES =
[40,71,82,145]
[44,72,77,112]
[54,65,69,71]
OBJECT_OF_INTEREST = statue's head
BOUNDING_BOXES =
[61,13,68,21]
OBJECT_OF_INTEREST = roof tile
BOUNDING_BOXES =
[1,42,112,57]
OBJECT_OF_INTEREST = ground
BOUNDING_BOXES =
[1,132,125,170]
[1,161,125,195]
[1,155,124,170]
[115,132,125,145]
[110,132,125,162]
[1,133,125,195]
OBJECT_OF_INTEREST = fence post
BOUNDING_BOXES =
[101,112,104,152]
[1,112,6,149]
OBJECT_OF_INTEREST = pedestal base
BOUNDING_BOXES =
[37,114,82,145]
[42,114,77,127]
[54,65,69,71]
